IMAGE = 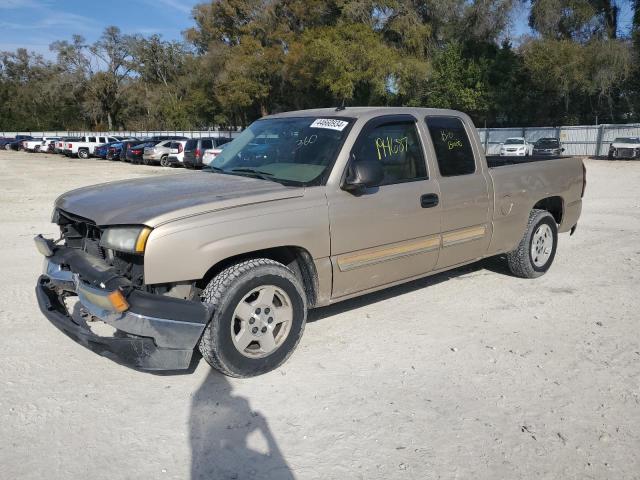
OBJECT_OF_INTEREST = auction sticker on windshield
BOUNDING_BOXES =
[310,118,349,131]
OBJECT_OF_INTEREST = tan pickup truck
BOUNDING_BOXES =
[35,107,585,377]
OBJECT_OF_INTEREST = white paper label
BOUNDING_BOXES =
[310,118,349,131]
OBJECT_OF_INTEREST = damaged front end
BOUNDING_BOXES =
[34,210,210,370]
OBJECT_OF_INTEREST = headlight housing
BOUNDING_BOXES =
[100,226,152,254]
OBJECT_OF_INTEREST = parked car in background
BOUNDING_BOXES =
[95,139,137,159]
[142,140,181,166]
[43,139,59,153]
[125,141,151,164]
[183,137,232,168]
[55,137,79,154]
[22,138,44,152]
[499,137,533,157]
[202,141,230,166]
[6,135,33,150]
[107,139,138,161]
[64,135,119,158]
[0,137,16,149]
[166,140,188,166]
[24,136,60,153]
[532,137,564,156]
[608,137,640,160]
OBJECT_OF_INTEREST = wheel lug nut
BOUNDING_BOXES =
[252,327,258,334]
[265,308,270,314]
[249,318,255,324]
[268,317,273,323]
[261,327,267,333]
[255,308,261,314]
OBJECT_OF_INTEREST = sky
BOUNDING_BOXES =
[0,0,635,58]
[0,0,201,56]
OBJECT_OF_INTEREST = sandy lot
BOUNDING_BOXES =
[1,151,639,479]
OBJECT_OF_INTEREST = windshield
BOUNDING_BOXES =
[535,138,559,147]
[209,116,352,185]
[505,138,525,145]
[613,137,640,144]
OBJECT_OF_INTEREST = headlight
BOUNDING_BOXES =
[100,226,152,254]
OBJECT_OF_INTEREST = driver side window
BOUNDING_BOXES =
[351,120,427,186]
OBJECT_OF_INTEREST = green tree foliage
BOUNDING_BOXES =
[0,0,635,131]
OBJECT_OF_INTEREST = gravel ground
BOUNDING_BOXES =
[1,151,639,480]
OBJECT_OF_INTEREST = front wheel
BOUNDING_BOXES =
[506,209,558,278]
[199,258,307,378]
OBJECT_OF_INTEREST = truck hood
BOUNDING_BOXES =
[55,173,304,227]
[611,142,640,149]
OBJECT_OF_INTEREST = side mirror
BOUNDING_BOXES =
[342,160,384,194]
[561,147,565,152]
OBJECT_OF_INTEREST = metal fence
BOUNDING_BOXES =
[478,124,640,156]
[4,123,640,157]
[0,130,241,140]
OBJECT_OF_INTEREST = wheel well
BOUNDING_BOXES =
[197,246,319,307]
[533,196,563,224]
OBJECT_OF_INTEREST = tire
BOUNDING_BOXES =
[199,258,307,378]
[4,144,10,151]
[78,149,89,159]
[506,209,558,278]
[160,155,170,167]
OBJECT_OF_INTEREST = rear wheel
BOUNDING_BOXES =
[506,209,558,278]
[78,149,89,159]
[160,155,170,167]
[199,258,307,378]
[4,144,10,151]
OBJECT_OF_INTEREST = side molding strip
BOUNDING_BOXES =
[442,225,487,248]
[337,236,440,272]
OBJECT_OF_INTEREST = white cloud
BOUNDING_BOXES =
[144,0,193,14]
[0,0,51,9]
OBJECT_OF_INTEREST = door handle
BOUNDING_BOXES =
[420,193,439,208]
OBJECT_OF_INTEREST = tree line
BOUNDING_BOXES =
[0,0,637,131]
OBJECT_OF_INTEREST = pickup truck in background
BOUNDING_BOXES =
[608,137,640,160]
[64,135,119,158]
[35,107,585,377]
[23,136,60,152]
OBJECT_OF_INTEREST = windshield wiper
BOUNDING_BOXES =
[229,167,274,177]
[228,167,277,181]
[228,167,299,187]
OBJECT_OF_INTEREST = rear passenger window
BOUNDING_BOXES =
[201,139,213,149]
[88,137,96,143]
[351,120,427,185]
[425,116,475,176]
[98,137,106,143]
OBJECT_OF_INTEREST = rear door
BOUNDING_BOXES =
[423,116,491,269]
[327,114,442,298]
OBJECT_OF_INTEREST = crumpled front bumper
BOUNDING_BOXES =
[35,243,210,370]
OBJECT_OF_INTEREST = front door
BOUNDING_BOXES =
[327,115,442,299]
